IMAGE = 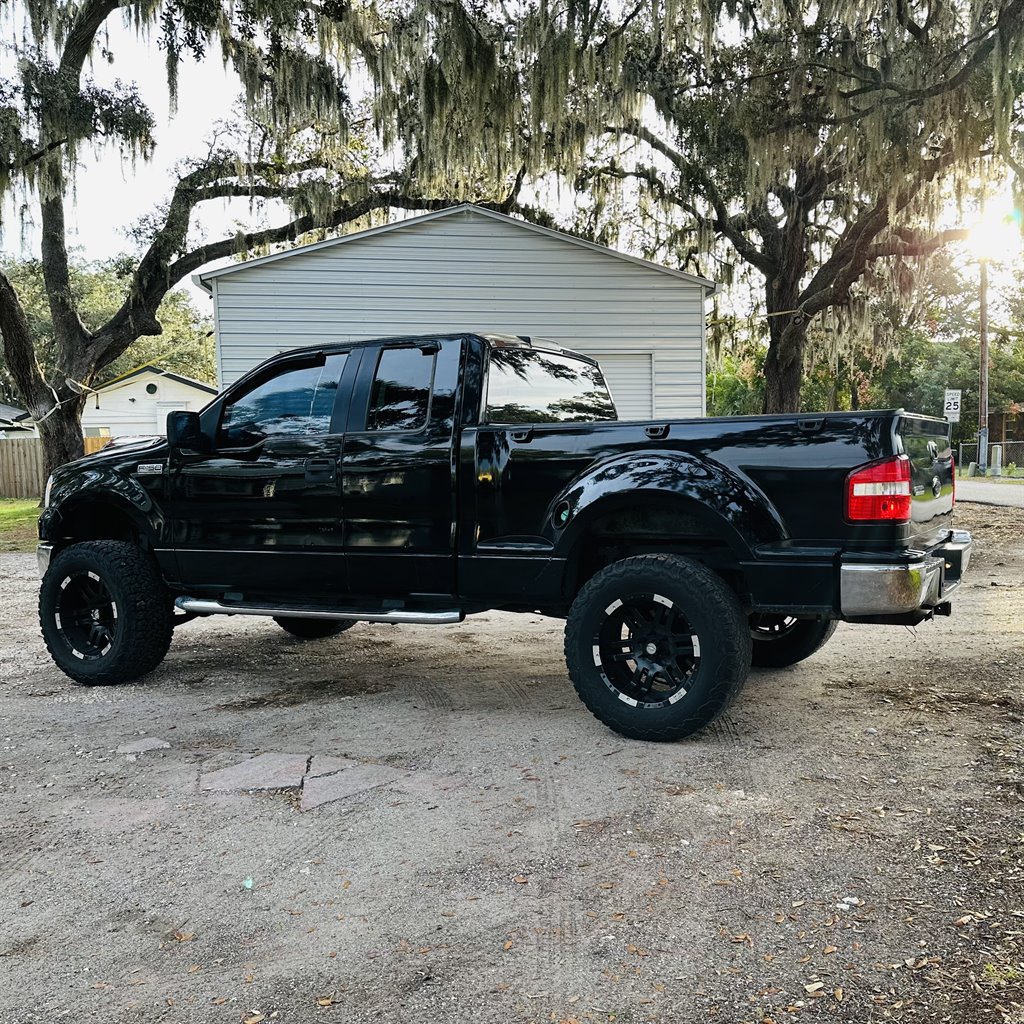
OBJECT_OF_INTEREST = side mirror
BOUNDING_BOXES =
[166,410,205,451]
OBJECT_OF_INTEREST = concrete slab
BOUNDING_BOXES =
[199,752,309,792]
[300,762,406,811]
[306,755,363,778]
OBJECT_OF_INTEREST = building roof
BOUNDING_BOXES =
[193,204,717,294]
[97,365,218,395]
[0,401,31,424]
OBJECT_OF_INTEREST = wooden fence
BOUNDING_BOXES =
[0,437,112,499]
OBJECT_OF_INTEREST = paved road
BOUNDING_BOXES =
[957,478,1024,507]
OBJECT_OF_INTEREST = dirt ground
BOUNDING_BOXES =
[1,502,1022,1024]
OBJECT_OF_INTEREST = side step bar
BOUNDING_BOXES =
[174,597,463,625]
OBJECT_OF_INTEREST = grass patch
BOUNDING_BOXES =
[0,498,40,553]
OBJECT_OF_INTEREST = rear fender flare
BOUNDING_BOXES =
[550,452,788,562]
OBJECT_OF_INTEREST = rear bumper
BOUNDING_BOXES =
[840,530,972,619]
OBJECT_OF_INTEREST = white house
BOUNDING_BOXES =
[81,366,217,438]
[195,204,715,420]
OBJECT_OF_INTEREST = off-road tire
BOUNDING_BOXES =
[564,554,751,741]
[39,541,173,686]
[273,617,354,639]
[749,616,837,669]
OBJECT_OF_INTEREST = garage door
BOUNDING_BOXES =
[594,353,654,420]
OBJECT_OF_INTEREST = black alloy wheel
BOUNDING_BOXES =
[40,541,173,686]
[593,593,701,709]
[55,570,118,660]
[565,554,750,741]
[748,614,838,669]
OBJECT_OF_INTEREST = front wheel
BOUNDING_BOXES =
[749,615,837,668]
[273,617,355,640]
[564,554,750,741]
[39,541,173,686]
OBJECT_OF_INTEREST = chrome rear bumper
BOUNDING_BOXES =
[840,530,972,617]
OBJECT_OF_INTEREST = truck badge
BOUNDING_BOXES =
[263,481,276,498]
[136,463,164,475]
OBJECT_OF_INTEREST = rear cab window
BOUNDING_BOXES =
[484,348,617,424]
[366,346,436,431]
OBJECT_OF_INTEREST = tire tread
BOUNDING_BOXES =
[39,541,172,686]
[564,553,750,741]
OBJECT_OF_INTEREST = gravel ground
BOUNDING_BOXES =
[1,502,1022,1024]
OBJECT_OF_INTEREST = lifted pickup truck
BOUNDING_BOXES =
[38,332,972,741]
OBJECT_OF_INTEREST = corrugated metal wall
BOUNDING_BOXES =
[210,209,707,418]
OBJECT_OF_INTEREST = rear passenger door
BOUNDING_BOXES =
[341,337,463,598]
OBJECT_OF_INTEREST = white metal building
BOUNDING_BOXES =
[81,366,217,438]
[195,205,715,420]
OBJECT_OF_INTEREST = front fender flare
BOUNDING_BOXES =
[41,469,163,545]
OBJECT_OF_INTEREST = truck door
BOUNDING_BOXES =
[341,337,462,598]
[168,350,355,595]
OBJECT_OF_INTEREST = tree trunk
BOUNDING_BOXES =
[37,394,87,482]
[762,309,807,414]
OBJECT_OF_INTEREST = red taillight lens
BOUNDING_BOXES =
[846,454,912,522]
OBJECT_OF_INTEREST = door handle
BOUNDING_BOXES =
[304,457,337,482]
[510,428,534,443]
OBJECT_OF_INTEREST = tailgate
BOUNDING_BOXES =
[898,414,954,549]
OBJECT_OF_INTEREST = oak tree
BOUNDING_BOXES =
[352,0,1024,410]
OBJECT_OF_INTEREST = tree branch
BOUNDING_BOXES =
[40,194,89,350]
[90,192,462,364]
[58,0,121,78]
[605,122,778,276]
[862,227,968,260]
[0,269,55,418]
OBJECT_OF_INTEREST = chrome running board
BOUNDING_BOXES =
[174,597,463,625]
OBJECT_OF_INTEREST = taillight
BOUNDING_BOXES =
[846,454,912,522]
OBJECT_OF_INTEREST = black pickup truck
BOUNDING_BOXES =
[37,332,972,740]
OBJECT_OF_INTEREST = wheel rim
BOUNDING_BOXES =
[55,570,118,660]
[750,614,799,641]
[592,593,700,709]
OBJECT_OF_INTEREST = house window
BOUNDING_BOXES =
[84,427,111,438]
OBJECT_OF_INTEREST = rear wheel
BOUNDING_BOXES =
[749,615,837,668]
[564,554,750,741]
[39,541,173,686]
[273,617,354,640]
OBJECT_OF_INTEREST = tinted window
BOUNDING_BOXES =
[218,353,347,446]
[367,347,435,431]
[485,349,617,424]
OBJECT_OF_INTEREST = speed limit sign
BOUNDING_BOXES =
[944,388,962,422]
